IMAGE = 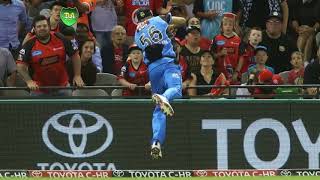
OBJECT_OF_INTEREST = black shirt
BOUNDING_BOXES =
[180,46,204,74]
[240,0,283,29]
[261,31,298,74]
[304,59,320,85]
[195,70,218,95]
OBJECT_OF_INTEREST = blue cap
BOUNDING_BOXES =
[255,45,268,54]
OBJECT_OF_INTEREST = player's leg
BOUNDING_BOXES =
[150,106,166,159]
[162,63,182,102]
[149,65,166,159]
[152,63,182,116]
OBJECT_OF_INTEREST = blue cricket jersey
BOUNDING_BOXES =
[134,15,176,68]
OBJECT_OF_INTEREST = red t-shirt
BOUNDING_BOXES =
[118,59,149,96]
[113,48,124,75]
[17,32,78,91]
[211,34,241,78]
[288,68,304,85]
[239,43,255,74]
[124,0,163,36]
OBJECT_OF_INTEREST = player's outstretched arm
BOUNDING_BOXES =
[171,16,186,28]
[160,14,186,28]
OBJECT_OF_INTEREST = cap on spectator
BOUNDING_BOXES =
[128,44,142,53]
[186,25,201,34]
[255,45,268,54]
[258,69,273,83]
[267,11,283,21]
[223,12,237,19]
[272,74,284,85]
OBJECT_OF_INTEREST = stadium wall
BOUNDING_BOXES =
[0,99,319,170]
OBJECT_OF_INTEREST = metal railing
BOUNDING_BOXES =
[0,84,319,99]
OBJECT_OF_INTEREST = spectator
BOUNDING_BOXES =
[193,50,219,95]
[261,12,298,74]
[73,0,97,34]
[67,38,98,86]
[16,15,84,96]
[0,0,29,59]
[253,68,276,99]
[23,1,67,45]
[291,0,320,62]
[193,0,241,39]
[239,0,288,34]
[303,46,320,96]
[76,23,103,72]
[234,27,263,80]
[248,45,274,75]
[101,25,129,75]
[288,51,304,85]
[211,13,241,82]
[118,44,150,96]
[91,0,118,50]
[180,17,211,50]
[116,0,166,44]
[0,48,16,87]
[24,0,53,19]
[180,25,204,74]
[49,1,65,32]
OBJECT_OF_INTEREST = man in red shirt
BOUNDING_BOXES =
[17,15,84,96]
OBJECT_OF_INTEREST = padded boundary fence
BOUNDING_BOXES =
[0,99,320,171]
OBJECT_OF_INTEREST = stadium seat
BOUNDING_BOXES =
[95,73,120,94]
[72,89,109,96]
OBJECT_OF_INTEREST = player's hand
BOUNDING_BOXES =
[128,83,137,90]
[26,80,39,91]
[73,75,85,87]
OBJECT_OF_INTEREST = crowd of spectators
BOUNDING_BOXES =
[0,0,319,98]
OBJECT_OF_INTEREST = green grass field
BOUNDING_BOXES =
[5,177,320,180]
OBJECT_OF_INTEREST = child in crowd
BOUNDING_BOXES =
[288,51,304,85]
[248,45,274,76]
[211,12,241,82]
[118,44,150,96]
[233,27,263,82]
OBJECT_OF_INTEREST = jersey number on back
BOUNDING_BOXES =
[139,26,163,47]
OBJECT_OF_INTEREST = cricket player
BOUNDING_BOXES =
[134,7,186,159]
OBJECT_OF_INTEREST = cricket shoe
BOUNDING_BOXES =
[150,141,162,160]
[152,94,174,116]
